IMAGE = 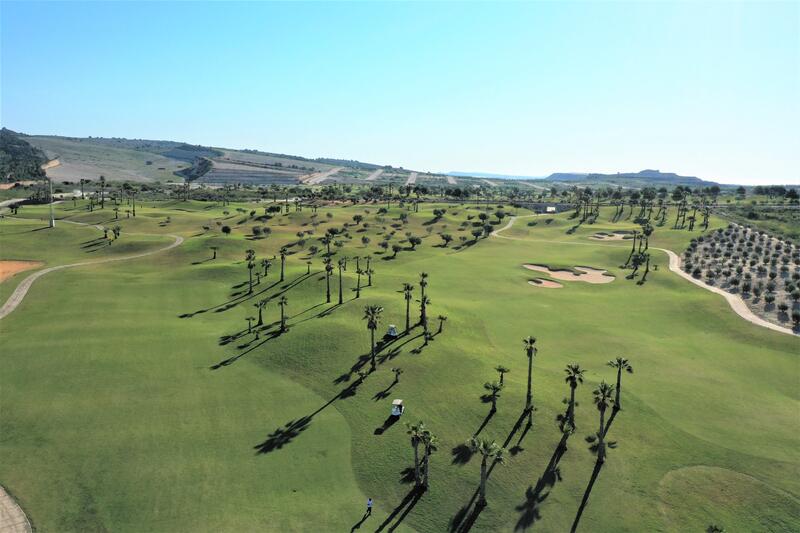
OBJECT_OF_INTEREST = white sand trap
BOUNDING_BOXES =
[0,261,44,283]
[528,278,563,289]
[523,264,615,284]
[589,231,630,241]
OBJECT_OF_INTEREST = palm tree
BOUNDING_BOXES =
[337,258,345,304]
[366,267,374,286]
[495,365,510,386]
[261,258,272,277]
[246,316,255,333]
[564,364,585,432]
[278,295,288,332]
[210,246,218,260]
[406,421,426,486]
[421,429,438,489]
[356,268,364,298]
[467,437,506,505]
[306,260,312,274]
[279,247,287,281]
[523,336,537,413]
[593,381,615,463]
[255,299,267,326]
[246,249,256,293]
[437,315,447,334]
[419,295,431,334]
[363,305,384,371]
[392,367,404,384]
[324,258,333,303]
[607,357,633,411]
[403,283,414,332]
[484,381,503,412]
[419,272,429,324]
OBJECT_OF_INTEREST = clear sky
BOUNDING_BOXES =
[2,1,798,185]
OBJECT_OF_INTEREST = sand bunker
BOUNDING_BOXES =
[528,278,563,289]
[590,231,630,241]
[0,261,44,283]
[523,264,615,284]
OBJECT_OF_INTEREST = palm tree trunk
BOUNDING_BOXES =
[370,329,376,370]
[413,442,420,486]
[423,447,430,488]
[405,299,410,332]
[598,407,606,462]
[326,275,331,303]
[338,269,343,304]
[281,258,285,281]
[569,385,576,429]
[526,351,533,410]
[615,369,622,410]
[478,456,488,504]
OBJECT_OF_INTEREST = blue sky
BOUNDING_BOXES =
[2,1,798,185]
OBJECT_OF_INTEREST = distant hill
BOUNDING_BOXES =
[543,169,718,187]
[448,171,547,180]
[0,128,47,181]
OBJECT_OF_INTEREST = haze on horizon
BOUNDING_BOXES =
[1,1,798,186]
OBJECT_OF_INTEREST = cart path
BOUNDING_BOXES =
[0,486,31,533]
[365,169,384,181]
[493,215,796,336]
[0,222,183,321]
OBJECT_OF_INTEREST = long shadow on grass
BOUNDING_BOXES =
[254,377,366,455]
[515,433,570,531]
[374,486,425,532]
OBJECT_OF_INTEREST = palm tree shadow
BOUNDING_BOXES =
[375,486,424,533]
[569,459,603,533]
[451,444,474,465]
[253,416,311,454]
[473,408,496,436]
[374,414,400,435]
[515,433,569,531]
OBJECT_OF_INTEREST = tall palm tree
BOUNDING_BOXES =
[421,429,438,489]
[593,381,615,463]
[246,315,255,333]
[246,249,256,293]
[437,315,447,334]
[255,298,267,326]
[406,421,426,486]
[495,365,510,386]
[418,273,429,324]
[363,305,384,371]
[366,267,374,287]
[356,268,363,298]
[278,296,288,332]
[279,247,287,281]
[261,258,272,277]
[467,437,506,505]
[210,246,218,260]
[523,336,537,413]
[324,258,333,303]
[403,283,414,332]
[419,295,431,334]
[337,258,345,304]
[564,364,585,432]
[607,357,633,410]
[484,381,503,412]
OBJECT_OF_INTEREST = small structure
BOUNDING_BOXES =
[391,399,405,416]
[386,324,399,338]
[546,206,557,213]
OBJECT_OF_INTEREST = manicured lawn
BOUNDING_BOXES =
[1,200,798,532]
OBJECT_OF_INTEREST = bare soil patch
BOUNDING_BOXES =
[523,264,615,284]
[0,261,44,283]
[590,231,631,241]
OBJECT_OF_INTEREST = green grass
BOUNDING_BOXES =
[1,200,798,532]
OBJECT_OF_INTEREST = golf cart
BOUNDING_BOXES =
[391,399,405,416]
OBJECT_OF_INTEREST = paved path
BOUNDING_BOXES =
[0,224,183,321]
[0,486,31,533]
[492,215,796,336]
[404,172,418,186]
[302,166,342,185]
[365,169,384,181]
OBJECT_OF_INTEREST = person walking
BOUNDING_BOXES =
[366,498,373,516]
